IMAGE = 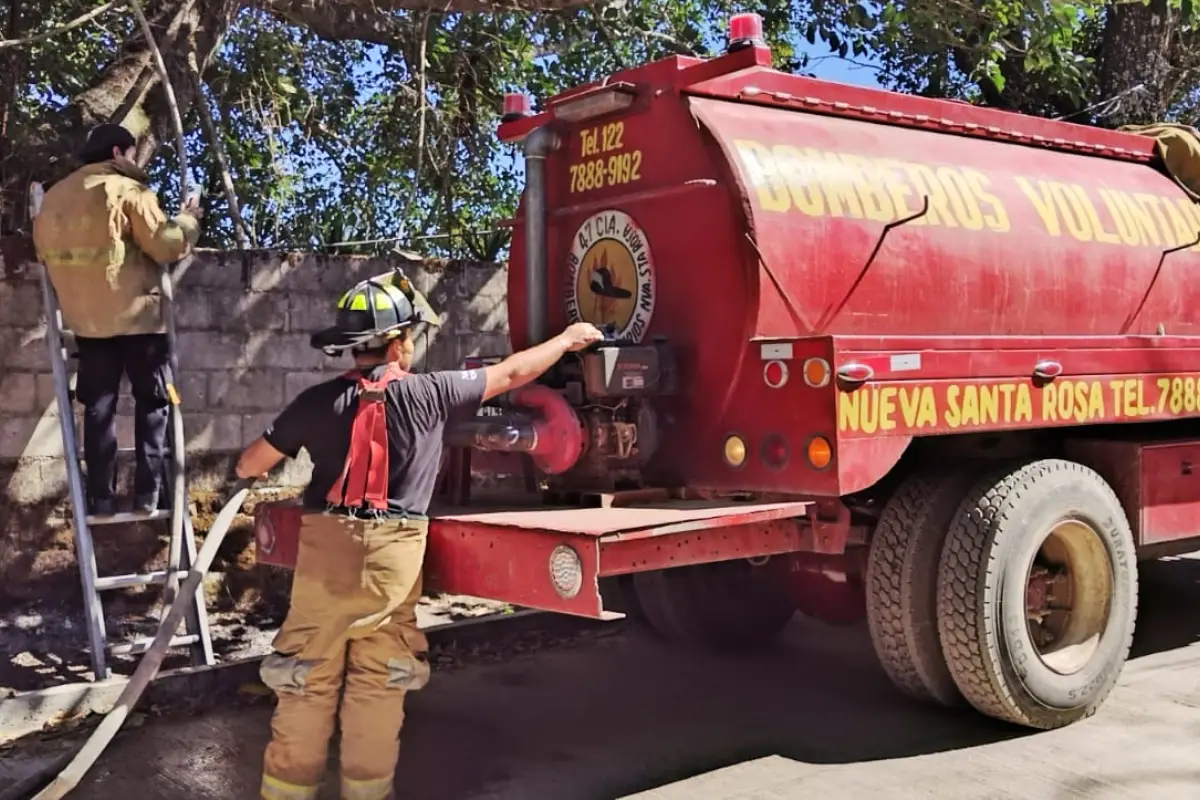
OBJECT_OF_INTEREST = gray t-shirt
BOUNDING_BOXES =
[263,366,486,517]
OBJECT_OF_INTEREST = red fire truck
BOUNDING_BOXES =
[256,13,1200,731]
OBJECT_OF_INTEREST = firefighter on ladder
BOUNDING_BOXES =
[31,123,203,516]
[235,271,602,800]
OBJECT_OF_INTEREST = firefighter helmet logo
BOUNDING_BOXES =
[565,209,656,342]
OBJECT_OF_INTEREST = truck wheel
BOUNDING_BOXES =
[937,459,1138,730]
[631,559,796,650]
[866,470,978,707]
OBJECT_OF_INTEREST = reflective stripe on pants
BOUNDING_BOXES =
[260,513,429,795]
[341,774,396,800]
[259,773,318,800]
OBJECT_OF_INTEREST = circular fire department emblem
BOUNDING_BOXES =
[565,209,656,342]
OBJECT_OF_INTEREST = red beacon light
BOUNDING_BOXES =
[501,93,533,123]
[728,12,765,52]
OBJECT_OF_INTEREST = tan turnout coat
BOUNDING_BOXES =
[32,158,200,339]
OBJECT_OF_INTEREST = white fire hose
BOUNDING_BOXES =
[32,480,254,800]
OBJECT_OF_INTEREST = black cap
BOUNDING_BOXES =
[79,124,137,165]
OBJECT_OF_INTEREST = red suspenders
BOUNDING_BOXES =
[325,364,407,511]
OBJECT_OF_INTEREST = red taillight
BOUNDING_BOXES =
[761,434,790,470]
[763,359,789,389]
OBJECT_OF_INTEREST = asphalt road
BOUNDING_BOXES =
[62,555,1200,800]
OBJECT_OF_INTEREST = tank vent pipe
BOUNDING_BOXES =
[523,126,560,347]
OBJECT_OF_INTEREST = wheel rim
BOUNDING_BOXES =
[1024,518,1114,676]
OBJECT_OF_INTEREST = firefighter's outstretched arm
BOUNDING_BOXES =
[236,437,286,480]
[125,186,202,266]
[482,322,603,401]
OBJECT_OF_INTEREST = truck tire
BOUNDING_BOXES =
[631,559,796,650]
[866,470,979,707]
[937,459,1138,729]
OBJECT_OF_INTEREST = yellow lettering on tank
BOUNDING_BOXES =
[1014,384,1033,422]
[1049,182,1093,242]
[977,384,999,424]
[873,158,916,218]
[1117,191,1161,246]
[802,149,865,218]
[1096,189,1139,245]
[944,385,962,428]
[962,168,1010,232]
[1072,185,1121,244]
[1155,194,1197,248]
[838,390,860,433]
[840,154,895,222]
[772,145,825,216]
[877,386,898,431]
[936,167,985,231]
[1134,194,1177,247]
[733,140,791,212]
[1173,198,1200,251]
[903,163,957,227]
[1015,177,1061,237]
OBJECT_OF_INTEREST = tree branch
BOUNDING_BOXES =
[0,0,120,51]
[263,0,596,45]
[188,50,256,247]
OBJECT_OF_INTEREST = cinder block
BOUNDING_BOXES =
[173,293,212,330]
[270,334,326,370]
[0,282,46,327]
[4,330,52,370]
[209,290,288,331]
[287,294,332,333]
[208,369,284,411]
[0,371,37,413]
[241,413,279,446]
[0,414,63,459]
[184,413,243,453]
[284,371,330,398]
[177,331,242,370]
[184,251,243,288]
[177,371,208,408]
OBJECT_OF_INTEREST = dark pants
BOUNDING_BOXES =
[74,334,172,505]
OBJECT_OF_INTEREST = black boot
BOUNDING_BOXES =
[89,496,117,517]
[133,489,160,515]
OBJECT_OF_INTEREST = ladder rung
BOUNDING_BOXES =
[108,633,198,656]
[87,510,171,526]
[95,570,189,591]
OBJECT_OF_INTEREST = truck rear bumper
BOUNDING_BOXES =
[255,499,816,620]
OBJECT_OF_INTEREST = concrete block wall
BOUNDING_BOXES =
[0,236,511,595]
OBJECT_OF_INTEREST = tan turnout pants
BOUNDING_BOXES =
[259,513,431,800]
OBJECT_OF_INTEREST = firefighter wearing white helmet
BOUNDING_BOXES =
[236,269,603,800]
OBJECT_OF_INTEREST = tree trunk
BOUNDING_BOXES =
[1,0,28,232]
[0,0,238,233]
[1098,0,1180,127]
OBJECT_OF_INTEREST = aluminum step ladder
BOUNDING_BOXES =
[29,182,214,681]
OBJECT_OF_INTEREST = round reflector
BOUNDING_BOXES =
[807,436,833,470]
[761,434,789,470]
[802,357,831,388]
[548,545,583,599]
[723,434,747,468]
[763,359,789,389]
